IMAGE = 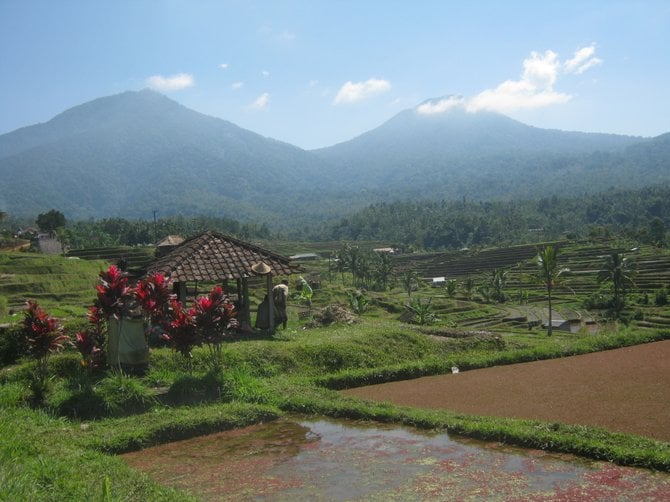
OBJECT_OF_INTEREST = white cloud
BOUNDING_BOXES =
[333,78,391,105]
[219,63,229,70]
[421,45,601,116]
[251,92,270,110]
[309,79,319,87]
[467,50,571,113]
[231,81,244,90]
[261,70,270,78]
[145,73,194,91]
[417,96,465,115]
[564,45,603,74]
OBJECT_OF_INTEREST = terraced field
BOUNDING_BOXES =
[393,240,670,332]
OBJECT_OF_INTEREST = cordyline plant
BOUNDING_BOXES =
[191,286,239,368]
[160,286,239,371]
[22,300,70,399]
[76,266,175,369]
[135,272,173,324]
[95,265,135,320]
[74,306,107,370]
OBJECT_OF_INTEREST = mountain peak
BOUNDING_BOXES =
[414,95,467,116]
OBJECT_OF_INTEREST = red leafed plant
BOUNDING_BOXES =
[160,286,239,370]
[160,299,199,370]
[190,286,239,368]
[22,301,70,396]
[135,272,173,324]
[95,265,134,320]
[74,306,107,370]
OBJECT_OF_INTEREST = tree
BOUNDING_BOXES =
[649,217,666,247]
[489,268,508,303]
[372,251,394,291]
[536,245,569,336]
[36,209,66,235]
[400,270,421,299]
[597,252,635,315]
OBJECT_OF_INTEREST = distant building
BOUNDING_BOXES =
[289,253,319,261]
[155,235,185,258]
[36,235,63,255]
[373,247,396,254]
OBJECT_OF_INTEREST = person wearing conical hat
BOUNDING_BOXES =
[272,279,289,329]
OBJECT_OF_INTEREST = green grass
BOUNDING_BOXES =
[2,243,670,499]
[0,252,108,326]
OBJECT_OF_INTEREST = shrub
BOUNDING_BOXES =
[346,290,369,314]
[655,288,668,306]
[0,325,28,367]
[22,301,70,402]
[96,373,158,416]
[404,297,438,325]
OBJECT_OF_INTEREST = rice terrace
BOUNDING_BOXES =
[1,234,670,500]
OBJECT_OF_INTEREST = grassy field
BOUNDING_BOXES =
[1,240,670,500]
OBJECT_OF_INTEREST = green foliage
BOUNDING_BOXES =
[36,209,66,234]
[445,279,458,297]
[346,289,369,314]
[597,252,636,316]
[0,326,28,367]
[400,270,421,298]
[404,297,438,325]
[311,185,670,250]
[655,288,668,306]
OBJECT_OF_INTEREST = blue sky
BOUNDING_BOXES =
[1,0,669,149]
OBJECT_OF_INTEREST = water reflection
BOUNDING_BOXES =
[122,417,670,501]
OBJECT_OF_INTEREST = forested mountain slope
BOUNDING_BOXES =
[1,91,668,229]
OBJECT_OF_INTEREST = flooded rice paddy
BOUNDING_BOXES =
[122,417,670,500]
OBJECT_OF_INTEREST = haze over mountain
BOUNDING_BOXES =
[0,90,668,228]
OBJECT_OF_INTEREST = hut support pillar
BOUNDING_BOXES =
[267,274,275,334]
[241,278,250,326]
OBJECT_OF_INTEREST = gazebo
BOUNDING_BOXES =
[146,230,298,332]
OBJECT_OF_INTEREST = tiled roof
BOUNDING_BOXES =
[147,230,296,281]
[157,235,185,247]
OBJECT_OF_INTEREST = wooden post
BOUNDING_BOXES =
[241,278,250,326]
[267,274,275,333]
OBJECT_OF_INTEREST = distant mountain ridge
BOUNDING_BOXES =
[0,90,327,224]
[0,90,668,228]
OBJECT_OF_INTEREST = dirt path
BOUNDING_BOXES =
[344,340,670,442]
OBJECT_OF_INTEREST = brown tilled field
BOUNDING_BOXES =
[344,340,670,442]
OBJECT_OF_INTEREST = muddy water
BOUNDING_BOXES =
[122,418,670,500]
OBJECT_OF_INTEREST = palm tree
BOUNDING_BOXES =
[400,270,421,299]
[536,245,569,336]
[597,252,635,315]
[490,268,508,303]
[372,251,394,291]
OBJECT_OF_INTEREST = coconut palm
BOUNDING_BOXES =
[400,269,421,299]
[597,252,635,315]
[536,245,569,336]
